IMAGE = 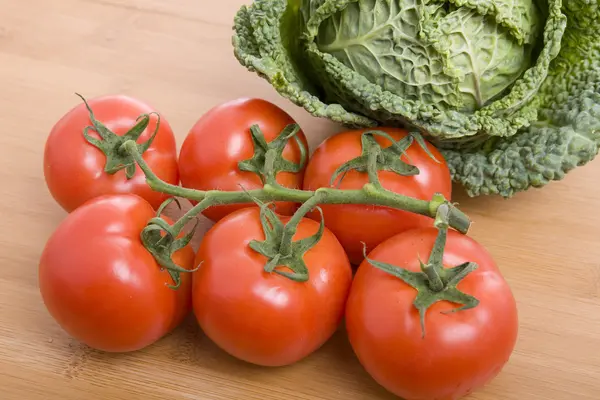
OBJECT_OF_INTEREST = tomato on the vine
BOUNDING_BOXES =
[38,194,194,353]
[303,128,452,265]
[178,98,309,222]
[44,95,179,212]
[345,228,518,400]
[192,207,352,367]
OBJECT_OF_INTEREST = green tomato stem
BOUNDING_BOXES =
[420,262,445,292]
[366,143,382,187]
[122,140,472,236]
[420,203,451,292]
[278,191,324,257]
[264,149,277,185]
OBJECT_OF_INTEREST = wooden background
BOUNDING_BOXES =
[1,0,599,399]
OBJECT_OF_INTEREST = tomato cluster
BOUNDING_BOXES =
[39,95,518,400]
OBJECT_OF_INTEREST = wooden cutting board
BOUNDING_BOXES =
[1,1,598,399]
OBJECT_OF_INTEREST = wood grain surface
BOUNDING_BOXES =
[1,0,599,399]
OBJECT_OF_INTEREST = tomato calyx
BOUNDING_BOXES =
[330,130,440,187]
[248,193,325,282]
[140,198,199,289]
[77,93,160,179]
[238,124,308,185]
[363,203,480,337]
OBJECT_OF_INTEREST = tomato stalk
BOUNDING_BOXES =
[276,191,324,258]
[363,203,480,337]
[121,140,471,233]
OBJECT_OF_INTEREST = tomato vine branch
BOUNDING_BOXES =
[121,141,471,236]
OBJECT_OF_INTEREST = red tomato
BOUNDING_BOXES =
[38,194,194,352]
[345,228,518,400]
[178,98,308,222]
[303,128,452,265]
[192,207,352,366]
[44,95,179,212]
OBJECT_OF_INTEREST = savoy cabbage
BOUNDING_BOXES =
[232,0,600,197]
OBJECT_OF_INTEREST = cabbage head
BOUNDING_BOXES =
[233,0,600,197]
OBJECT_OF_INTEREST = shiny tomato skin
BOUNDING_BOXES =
[44,95,179,212]
[192,207,353,367]
[346,228,518,400]
[303,128,452,265]
[178,98,308,222]
[38,194,194,353]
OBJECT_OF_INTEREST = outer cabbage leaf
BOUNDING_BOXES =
[232,0,374,126]
[562,0,599,29]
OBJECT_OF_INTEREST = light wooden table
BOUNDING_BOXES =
[1,0,599,399]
